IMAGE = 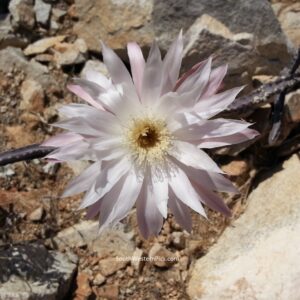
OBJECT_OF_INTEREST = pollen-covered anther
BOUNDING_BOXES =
[126,117,172,164]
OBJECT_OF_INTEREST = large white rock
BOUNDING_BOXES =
[188,154,300,300]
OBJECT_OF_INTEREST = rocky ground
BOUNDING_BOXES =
[0,0,300,299]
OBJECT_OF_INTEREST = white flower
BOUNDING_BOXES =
[43,32,258,238]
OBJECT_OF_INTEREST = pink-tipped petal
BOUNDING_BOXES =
[202,64,228,98]
[67,84,104,110]
[137,180,164,239]
[194,86,244,119]
[127,42,145,98]
[161,31,183,94]
[176,57,212,103]
[62,162,101,197]
[141,41,163,105]
[101,41,133,87]
[191,179,232,217]
[169,166,207,218]
[168,189,192,232]
[42,132,83,147]
[170,141,224,174]
[197,128,259,149]
[99,172,142,231]
[173,118,253,141]
[84,69,111,90]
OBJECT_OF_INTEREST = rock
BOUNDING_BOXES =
[54,220,135,259]
[131,247,145,272]
[99,257,128,276]
[93,273,106,286]
[171,231,186,250]
[24,36,66,56]
[148,243,178,268]
[0,243,78,300]
[73,0,290,82]
[90,223,135,258]
[178,256,189,271]
[74,272,92,300]
[274,2,300,47]
[0,17,29,50]
[9,0,35,30]
[53,39,88,66]
[95,284,119,299]
[28,206,44,221]
[34,0,52,26]
[188,154,300,300]
[221,159,249,185]
[20,79,45,112]
[80,60,109,79]
[54,220,99,249]
[73,0,153,53]
[51,8,67,21]
[285,89,300,123]
[0,47,56,89]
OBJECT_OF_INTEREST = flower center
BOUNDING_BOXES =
[126,117,172,165]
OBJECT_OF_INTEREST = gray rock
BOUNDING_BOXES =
[54,220,135,259]
[0,47,56,89]
[285,89,300,123]
[0,243,78,300]
[0,17,29,50]
[9,0,35,30]
[34,0,52,26]
[74,0,291,82]
[188,154,300,300]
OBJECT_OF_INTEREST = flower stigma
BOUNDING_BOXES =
[125,116,173,166]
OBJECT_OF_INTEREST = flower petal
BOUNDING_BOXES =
[161,31,183,95]
[191,180,232,217]
[137,179,164,239]
[197,128,259,148]
[173,118,253,141]
[141,41,163,105]
[176,57,212,103]
[101,41,133,87]
[62,162,101,197]
[99,171,143,231]
[127,42,145,98]
[194,86,244,119]
[170,141,224,173]
[67,84,104,110]
[168,166,207,217]
[42,132,83,147]
[168,189,192,232]
[202,64,228,98]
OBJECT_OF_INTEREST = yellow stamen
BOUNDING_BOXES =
[125,117,172,165]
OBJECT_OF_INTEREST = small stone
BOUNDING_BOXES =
[222,160,249,178]
[28,206,44,222]
[20,79,44,113]
[95,284,119,300]
[9,0,35,30]
[148,243,178,268]
[53,39,88,66]
[75,272,92,300]
[171,231,186,250]
[187,240,202,255]
[54,220,99,249]
[34,0,51,26]
[24,36,66,56]
[285,89,300,123]
[0,106,7,113]
[93,273,106,286]
[131,248,145,273]
[98,257,128,276]
[178,256,189,271]
[51,8,67,21]
[80,60,109,79]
